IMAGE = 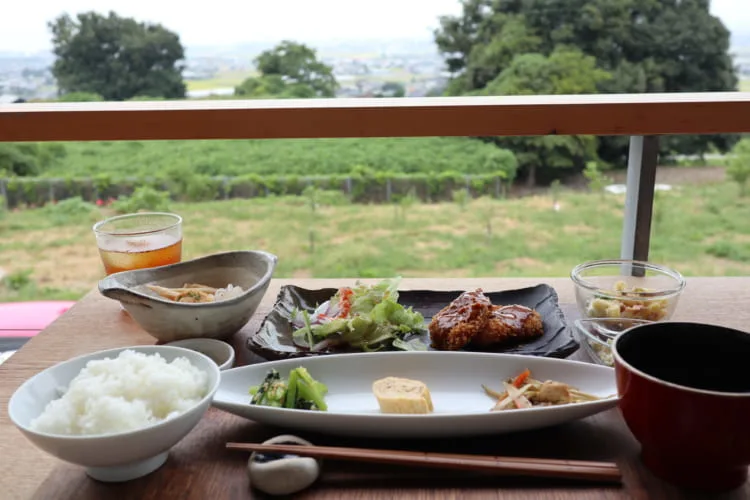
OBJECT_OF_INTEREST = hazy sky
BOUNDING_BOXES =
[1,0,749,53]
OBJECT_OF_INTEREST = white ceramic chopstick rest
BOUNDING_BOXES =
[248,435,321,496]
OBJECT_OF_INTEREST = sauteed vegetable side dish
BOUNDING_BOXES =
[483,369,607,411]
[249,368,329,411]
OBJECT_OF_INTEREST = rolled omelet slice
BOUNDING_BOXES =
[372,377,434,414]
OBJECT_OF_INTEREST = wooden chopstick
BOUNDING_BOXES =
[226,442,622,484]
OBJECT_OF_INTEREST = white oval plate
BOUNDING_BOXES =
[212,351,618,438]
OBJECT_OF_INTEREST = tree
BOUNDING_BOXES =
[49,11,186,101]
[0,145,40,176]
[478,47,612,185]
[374,82,406,98]
[0,144,65,176]
[235,74,317,99]
[583,161,611,199]
[435,0,738,169]
[440,12,543,95]
[236,41,338,98]
[727,138,750,197]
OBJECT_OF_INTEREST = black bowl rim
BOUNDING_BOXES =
[612,321,750,398]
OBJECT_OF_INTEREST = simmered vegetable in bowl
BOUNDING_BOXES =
[571,260,685,322]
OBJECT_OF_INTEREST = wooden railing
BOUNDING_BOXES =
[1,93,750,142]
[1,92,749,264]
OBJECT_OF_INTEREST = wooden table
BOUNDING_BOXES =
[2,277,749,500]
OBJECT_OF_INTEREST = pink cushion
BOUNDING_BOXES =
[0,301,76,337]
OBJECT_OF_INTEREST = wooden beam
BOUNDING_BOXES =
[1,93,750,142]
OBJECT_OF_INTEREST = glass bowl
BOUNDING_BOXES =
[570,259,686,322]
[574,317,654,366]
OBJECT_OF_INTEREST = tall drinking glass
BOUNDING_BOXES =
[92,212,183,275]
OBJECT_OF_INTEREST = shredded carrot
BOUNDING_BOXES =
[337,287,354,318]
[512,368,531,388]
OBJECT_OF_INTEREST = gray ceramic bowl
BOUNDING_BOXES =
[98,250,277,343]
[165,338,235,371]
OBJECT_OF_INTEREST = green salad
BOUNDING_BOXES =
[289,277,427,352]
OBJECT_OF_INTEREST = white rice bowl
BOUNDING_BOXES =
[29,349,209,436]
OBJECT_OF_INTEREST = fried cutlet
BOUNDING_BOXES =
[428,289,492,350]
[471,304,544,348]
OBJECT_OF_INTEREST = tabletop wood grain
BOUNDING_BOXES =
[2,277,749,500]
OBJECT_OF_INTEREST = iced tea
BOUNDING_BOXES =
[93,212,183,275]
[98,234,182,275]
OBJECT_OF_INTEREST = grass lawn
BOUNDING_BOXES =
[741,79,750,92]
[1,182,749,302]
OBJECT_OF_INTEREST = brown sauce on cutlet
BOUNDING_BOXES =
[434,289,491,331]
[490,304,535,330]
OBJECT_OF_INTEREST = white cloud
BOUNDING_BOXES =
[712,0,750,40]
[0,0,745,53]
[0,0,462,52]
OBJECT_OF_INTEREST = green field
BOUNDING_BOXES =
[1,182,748,302]
[185,70,256,91]
[183,64,421,92]
[741,79,750,92]
[33,138,515,178]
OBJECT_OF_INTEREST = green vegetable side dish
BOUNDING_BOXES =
[249,367,329,411]
[289,277,428,353]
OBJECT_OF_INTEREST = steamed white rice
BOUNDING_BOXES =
[30,349,208,436]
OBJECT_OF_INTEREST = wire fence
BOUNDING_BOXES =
[0,173,510,209]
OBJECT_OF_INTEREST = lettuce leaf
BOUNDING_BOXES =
[292,277,426,352]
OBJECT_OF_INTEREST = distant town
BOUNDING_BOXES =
[1,36,749,102]
[0,37,450,102]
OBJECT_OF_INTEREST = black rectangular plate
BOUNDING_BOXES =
[248,284,579,360]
